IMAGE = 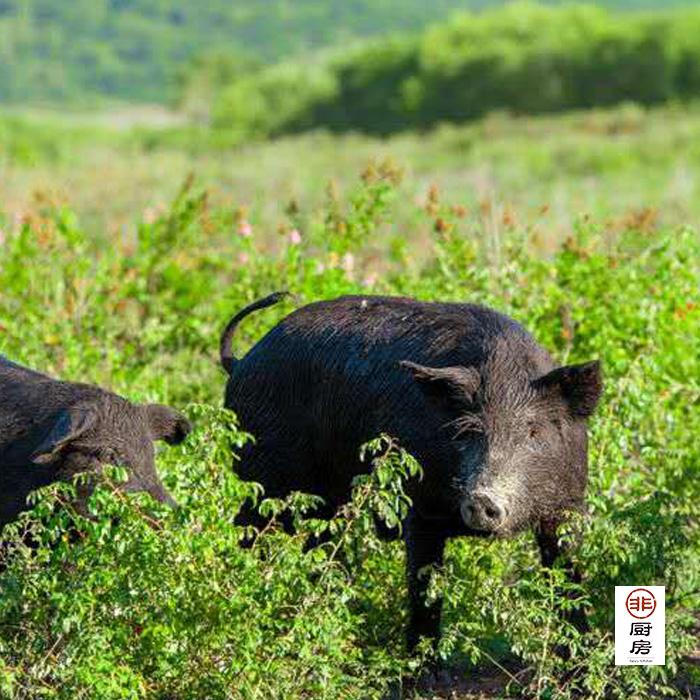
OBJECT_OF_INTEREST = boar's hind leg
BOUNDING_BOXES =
[535,518,589,635]
[405,509,447,652]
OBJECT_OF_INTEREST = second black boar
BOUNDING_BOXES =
[0,356,191,530]
[220,293,602,649]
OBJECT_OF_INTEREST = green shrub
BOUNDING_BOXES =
[0,171,698,697]
[210,3,700,137]
[213,61,338,138]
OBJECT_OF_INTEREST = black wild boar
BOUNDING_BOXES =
[220,293,602,650]
[0,356,191,530]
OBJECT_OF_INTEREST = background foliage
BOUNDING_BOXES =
[0,1,698,105]
[210,3,700,138]
[0,0,511,103]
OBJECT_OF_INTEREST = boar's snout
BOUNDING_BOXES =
[124,474,178,510]
[144,480,179,510]
[460,490,507,532]
[156,488,178,510]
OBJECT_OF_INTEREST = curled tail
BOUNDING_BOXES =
[219,291,290,374]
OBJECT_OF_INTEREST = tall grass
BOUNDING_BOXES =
[3,103,700,247]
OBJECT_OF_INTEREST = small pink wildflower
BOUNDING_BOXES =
[238,220,253,237]
[362,273,377,288]
[315,261,326,274]
[238,252,250,265]
[288,228,302,245]
[0,228,5,245]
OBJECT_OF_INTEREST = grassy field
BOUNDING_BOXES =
[0,106,698,698]
[3,103,700,250]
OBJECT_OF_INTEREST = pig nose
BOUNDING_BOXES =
[460,491,507,531]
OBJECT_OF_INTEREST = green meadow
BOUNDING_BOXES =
[0,101,698,698]
[3,102,700,246]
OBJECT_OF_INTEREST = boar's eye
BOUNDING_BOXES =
[528,419,562,443]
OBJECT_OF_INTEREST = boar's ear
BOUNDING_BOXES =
[400,361,481,407]
[532,360,602,418]
[145,404,192,445]
[31,405,98,464]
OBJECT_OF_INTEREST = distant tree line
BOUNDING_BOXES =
[208,3,700,137]
[0,0,489,103]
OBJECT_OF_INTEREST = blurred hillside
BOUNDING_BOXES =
[0,0,696,104]
[197,3,700,138]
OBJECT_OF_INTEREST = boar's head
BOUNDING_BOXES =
[30,396,191,511]
[402,352,602,536]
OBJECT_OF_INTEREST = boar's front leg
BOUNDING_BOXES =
[535,517,589,635]
[405,509,447,652]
